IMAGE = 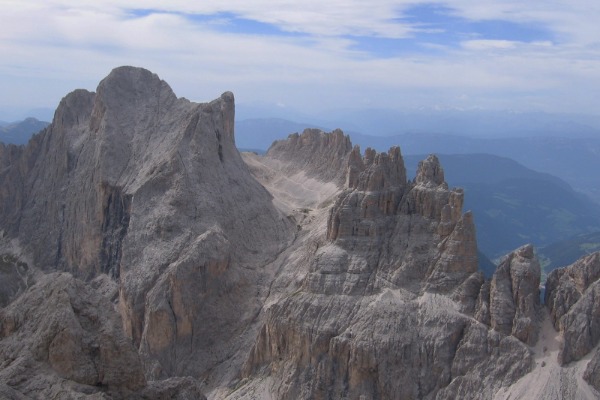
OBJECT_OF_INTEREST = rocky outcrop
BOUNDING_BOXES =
[0,273,145,397]
[472,245,541,348]
[585,349,600,392]
[322,151,478,296]
[484,244,541,346]
[266,128,352,184]
[328,145,407,240]
[0,272,207,399]
[545,252,600,365]
[0,66,295,385]
[243,142,534,399]
[139,377,206,400]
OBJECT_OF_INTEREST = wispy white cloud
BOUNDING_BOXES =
[0,1,599,119]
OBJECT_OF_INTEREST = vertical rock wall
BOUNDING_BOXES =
[545,252,600,367]
[0,67,295,382]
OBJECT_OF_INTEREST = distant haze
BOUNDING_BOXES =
[236,105,600,138]
[1,2,600,121]
[235,117,600,205]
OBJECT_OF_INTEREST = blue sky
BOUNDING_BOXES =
[1,1,599,121]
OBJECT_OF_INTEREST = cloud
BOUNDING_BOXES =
[0,1,599,118]
[461,39,518,50]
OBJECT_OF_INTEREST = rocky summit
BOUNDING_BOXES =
[0,66,599,399]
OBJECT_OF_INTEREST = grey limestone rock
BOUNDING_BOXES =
[267,128,352,184]
[0,67,565,399]
[243,137,534,399]
[324,149,477,296]
[545,252,600,365]
[0,271,208,399]
[584,347,600,392]
[415,153,446,186]
[139,377,206,400]
[0,273,146,397]
[0,66,295,385]
[488,244,541,346]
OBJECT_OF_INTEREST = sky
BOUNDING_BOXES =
[1,0,600,121]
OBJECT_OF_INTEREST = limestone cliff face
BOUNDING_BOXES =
[480,244,541,346]
[545,252,600,369]
[243,136,534,399]
[323,150,478,296]
[0,273,146,397]
[0,253,34,307]
[0,67,295,386]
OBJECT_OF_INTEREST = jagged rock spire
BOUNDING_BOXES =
[416,154,445,187]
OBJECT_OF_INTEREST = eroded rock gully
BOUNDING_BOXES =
[0,67,598,399]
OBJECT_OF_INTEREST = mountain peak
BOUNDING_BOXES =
[266,128,352,183]
[416,154,446,186]
[1,67,599,399]
[94,66,177,113]
[101,66,163,89]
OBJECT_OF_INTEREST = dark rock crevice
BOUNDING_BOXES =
[99,183,132,279]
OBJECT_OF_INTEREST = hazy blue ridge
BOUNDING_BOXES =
[538,232,600,273]
[235,118,329,150]
[478,250,497,278]
[0,117,50,145]
[405,154,600,260]
[234,116,600,204]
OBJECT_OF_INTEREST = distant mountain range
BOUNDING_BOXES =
[538,232,600,274]
[0,117,49,145]
[404,154,600,260]
[237,118,600,262]
[236,103,600,138]
[4,114,599,265]
[314,108,600,138]
[355,132,600,205]
[235,117,600,204]
[236,118,327,150]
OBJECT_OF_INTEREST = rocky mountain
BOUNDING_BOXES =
[236,122,600,260]
[0,117,49,145]
[239,134,544,399]
[234,118,600,205]
[0,67,599,399]
[404,154,600,259]
[0,66,295,398]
